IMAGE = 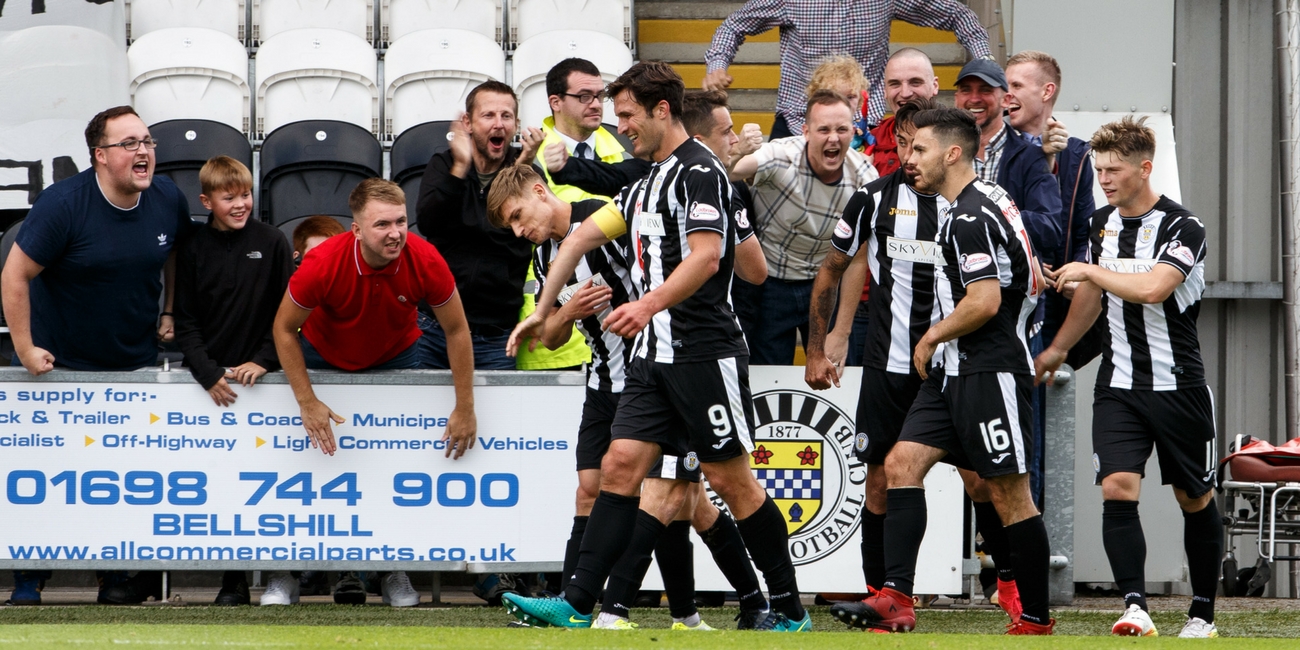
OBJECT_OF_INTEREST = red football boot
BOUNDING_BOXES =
[1006,618,1055,635]
[829,587,916,632]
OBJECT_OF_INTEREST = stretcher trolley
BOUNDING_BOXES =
[1218,435,1300,596]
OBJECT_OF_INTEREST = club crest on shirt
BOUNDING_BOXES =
[689,201,720,222]
[705,389,862,566]
[735,208,750,230]
[1140,224,1156,243]
[960,252,993,273]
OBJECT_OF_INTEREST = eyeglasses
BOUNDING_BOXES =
[96,138,159,152]
[561,91,607,105]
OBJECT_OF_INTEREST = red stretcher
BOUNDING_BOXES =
[1219,435,1300,596]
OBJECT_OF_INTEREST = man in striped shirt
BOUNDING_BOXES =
[1034,117,1221,639]
[703,0,990,135]
[501,62,808,632]
[843,107,1053,635]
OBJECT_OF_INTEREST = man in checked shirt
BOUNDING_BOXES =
[704,0,992,137]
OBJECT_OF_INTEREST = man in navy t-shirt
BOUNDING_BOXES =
[2,105,193,373]
[0,106,193,607]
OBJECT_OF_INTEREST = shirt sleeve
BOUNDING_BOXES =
[894,0,992,58]
[1157,215,1207,278]
[704,0,786,72]
[832,188,876,257]
[750,140,784,187]
[14,191,72,268]
[950,214,1001,286]
[679,165,729,236]
[172,238,225,390]
[251,233,294,373]
[420,243,458,308]
[732,183,756,243]
[287,251,326,310]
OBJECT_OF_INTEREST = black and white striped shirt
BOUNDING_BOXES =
[831,169,949,374]
[1088,196,1206,391]
[534,200,636,392]
[935,180,1043,375]
[615,138,748,364]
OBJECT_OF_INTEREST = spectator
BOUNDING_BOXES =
[703,0,990,136]
[729,90,878,365]
[2,106,191,373]
[415,81,532,370]
[1,105,194,606]
[953,59,1062,262]
[292,215,348,267]
[171,155,292,606]
[870,47,941,176]
[271,179,477,607]
[805,55,870,153]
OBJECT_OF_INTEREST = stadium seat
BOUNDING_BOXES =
[149,120,254,220]
[259,120,382,225]
[512,30,631,129]
[389,120,453,226]
[277,215,354,250]
[0,26,129,127]
[129,28,250,133]
[255,29,380,136]
[253,0,374,43]
[382,0,501,44]
[126,0,245,42]
[510,0,629,48]
[384,29,505,137]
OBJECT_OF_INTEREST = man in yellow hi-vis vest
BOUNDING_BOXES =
[514,58,633,370]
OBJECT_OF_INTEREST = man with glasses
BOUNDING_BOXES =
[1,105,195,605]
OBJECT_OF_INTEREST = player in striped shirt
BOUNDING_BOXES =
[842,106,1053,635]
[500,62,808,633]
[1034,116,1221,639]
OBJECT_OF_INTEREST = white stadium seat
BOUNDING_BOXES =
[383,0,501,44]
[126,0,245,42]
[511,29,631,130]
[510,0,628,47]
[0,26,129,127]
[385,28,505,136]
[253,0,374,43]
[129,28,250,132]
[255,28,379,135]
[0,119,93,210]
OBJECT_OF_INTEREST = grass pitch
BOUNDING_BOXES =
[1,606,1299,648]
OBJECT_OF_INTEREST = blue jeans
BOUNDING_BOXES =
[299,334,420,370]
[845,300,870,367]
[748,278,813,366]
[417,312,515,370]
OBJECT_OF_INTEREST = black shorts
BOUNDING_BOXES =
[898,372,1035,479]
[854,366,925,464]
[1091,385,1218,498]
[646,452,703,482]
[611,356,754,464]
[576,387,617,471]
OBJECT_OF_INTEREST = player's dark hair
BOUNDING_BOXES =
[911,106,980,163]
[893,96,940,134]
[545,58,602,99]
[465,80,519,116]
[804,89,853,121]
[85,105,141,162]
[606,61,684,119]
[682,90,729,138]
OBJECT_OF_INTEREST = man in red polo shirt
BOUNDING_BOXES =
[272,178,477,460]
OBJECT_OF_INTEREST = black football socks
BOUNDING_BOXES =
[560,515,588,591]
[565,491,640,614]
[600,509,666,619]
[656,520,699,619]
[698,512,768,613]
[735,496,805,620]
[1183,499,1223,623]
[881,488,927,597]
[1102,500,1148,611]
[973,500,1016,583]
[1005,515,1051,625]
[860,509,886,590]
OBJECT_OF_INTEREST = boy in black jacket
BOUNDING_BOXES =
[174,156,291,604]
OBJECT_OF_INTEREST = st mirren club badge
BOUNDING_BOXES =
[707,389,866,566]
